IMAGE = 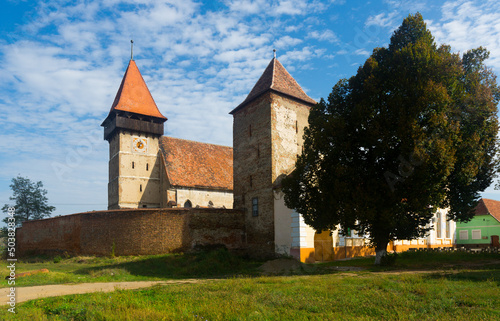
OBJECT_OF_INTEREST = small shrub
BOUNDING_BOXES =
[53,256,62,264]
[88,268,130,278]
[380,252,398,266]
[110,242,116,258]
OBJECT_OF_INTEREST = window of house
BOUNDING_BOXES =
[140,184,142,192]
[252,197,258,217]
[459,230,468,240]
[146,163,149,171]
[446,220,451,239]
[472,229,481,240]
[132,161,135,169]
[184,200,192,208]
[436,212,442,238]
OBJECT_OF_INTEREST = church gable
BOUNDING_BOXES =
[159,136,233,191]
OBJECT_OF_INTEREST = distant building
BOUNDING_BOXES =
[456,198,500,248]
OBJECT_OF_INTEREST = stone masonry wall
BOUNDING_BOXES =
[232,91,312,258]
[17,208,245,257]
[232,92,275,257]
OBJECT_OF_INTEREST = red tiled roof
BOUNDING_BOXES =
[159,136,233,190]
[230,58,316,114]
[476,198,500,223]
[107,60,167,120]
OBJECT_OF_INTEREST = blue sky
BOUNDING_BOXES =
[1,0,500,217]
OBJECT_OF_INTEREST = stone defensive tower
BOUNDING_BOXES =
[101,59,167,209]
[230,57,316,257]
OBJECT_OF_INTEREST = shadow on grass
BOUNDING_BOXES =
[424,268,500,286]
[73,248,265,280]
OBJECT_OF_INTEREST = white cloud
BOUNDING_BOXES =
[274,36,303,49]
[308,29,339,43]
[428,0,500,71]
[273,0,309,15]
[365,11,398,28]
[354,48,370,56]
[281,47,318,63]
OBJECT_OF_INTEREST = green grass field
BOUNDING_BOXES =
[1,249,264,287]
[1,250,499,320]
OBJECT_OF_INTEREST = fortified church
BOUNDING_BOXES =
[101,55,320,260]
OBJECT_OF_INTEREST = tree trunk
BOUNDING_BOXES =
[374,241,388,265]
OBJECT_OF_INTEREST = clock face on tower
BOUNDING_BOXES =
[132,137,148,154]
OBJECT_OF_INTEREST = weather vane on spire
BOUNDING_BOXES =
[273,49,276,59]
[131,40,134,60]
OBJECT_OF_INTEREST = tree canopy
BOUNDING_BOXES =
[2,176,56,227]
[282,13,499,264]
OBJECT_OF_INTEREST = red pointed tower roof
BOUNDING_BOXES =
[230,58,316,114]
[106,60,167,120]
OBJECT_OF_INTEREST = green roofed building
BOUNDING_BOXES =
[456,198,500,248]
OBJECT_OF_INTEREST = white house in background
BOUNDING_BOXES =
[391,208,456,253]
[275,202,456,263]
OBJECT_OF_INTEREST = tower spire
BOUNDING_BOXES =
[131,40,134,60]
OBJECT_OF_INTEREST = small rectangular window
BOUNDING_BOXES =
[140,184,142,192]
[132,161,135,169]
[146,163,149,171]
[459,230,468,240]
[252,197,258,217]
[471,229,481,240]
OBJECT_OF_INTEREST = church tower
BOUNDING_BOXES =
[230,57,316,257]
[102,59,167,209]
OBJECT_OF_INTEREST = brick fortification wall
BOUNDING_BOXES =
[17,208,245,256]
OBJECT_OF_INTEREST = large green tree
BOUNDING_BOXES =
[282,13,499,264]
[2,176,56,227]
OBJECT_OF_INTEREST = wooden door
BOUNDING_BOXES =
[314,230,333,262]
[491,235,499,248]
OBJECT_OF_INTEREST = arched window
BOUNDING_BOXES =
[184,200,192,208]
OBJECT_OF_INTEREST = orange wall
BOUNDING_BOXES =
[300,242,456,263]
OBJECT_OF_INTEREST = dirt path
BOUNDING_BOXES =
[1,279,211,305]
[4,258,498,305]
[0,269,455,305]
